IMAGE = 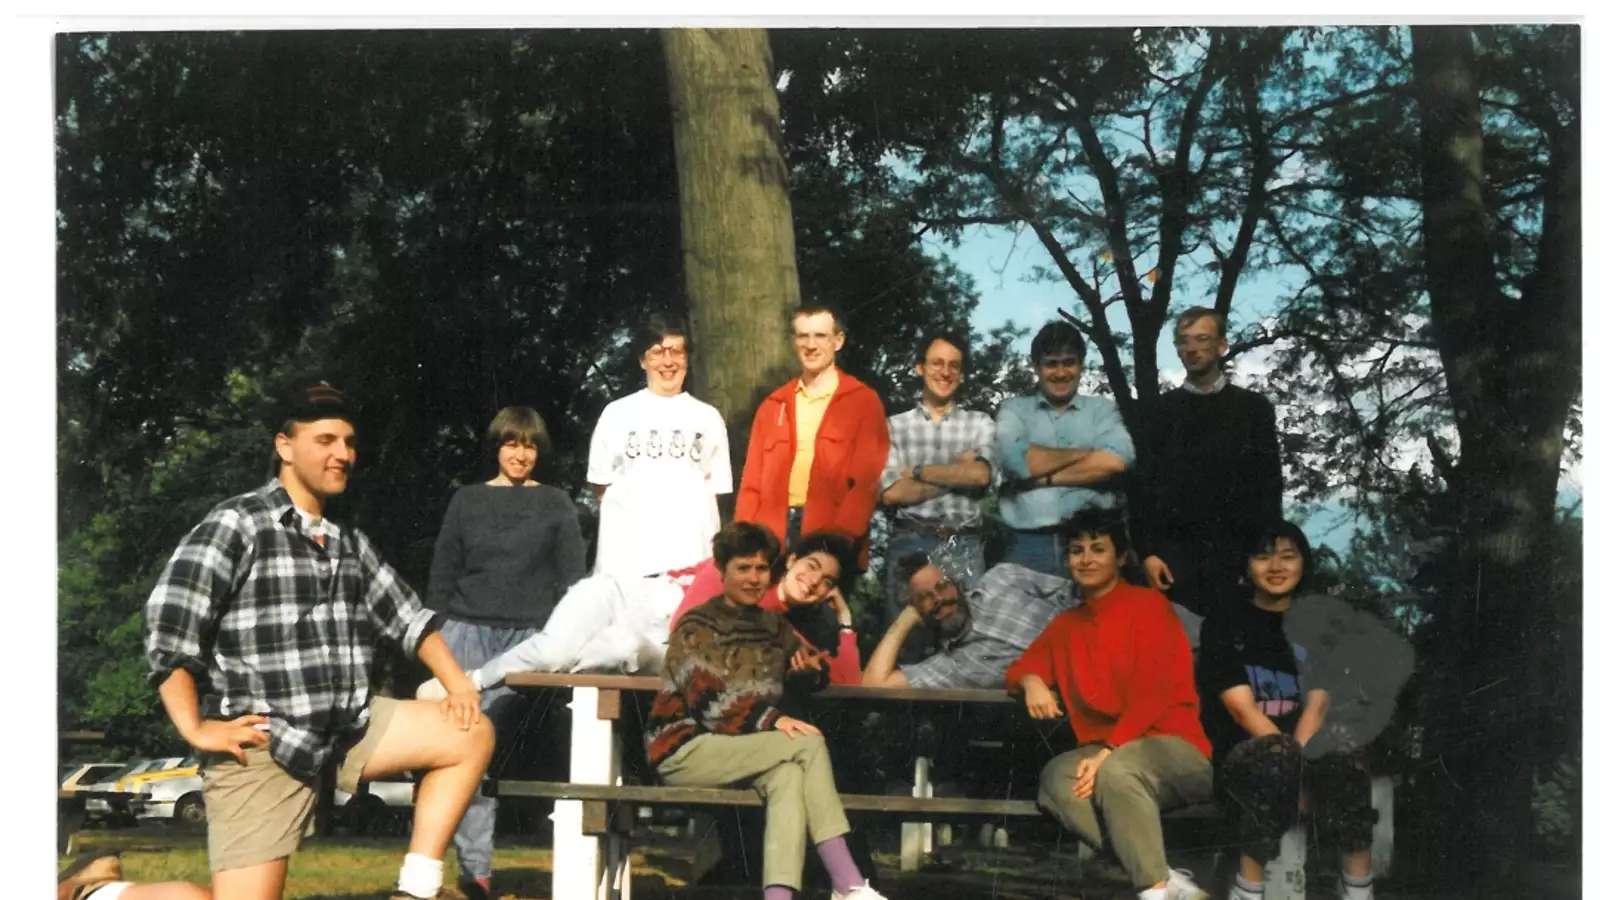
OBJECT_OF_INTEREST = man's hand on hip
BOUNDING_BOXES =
[185,715,270,764]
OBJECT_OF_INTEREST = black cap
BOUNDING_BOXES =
[276,380,358,429]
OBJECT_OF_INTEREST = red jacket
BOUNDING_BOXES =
[1005,581,1211,759]
[735,370,889,563]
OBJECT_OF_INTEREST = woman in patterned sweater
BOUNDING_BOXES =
[645,522,888,900]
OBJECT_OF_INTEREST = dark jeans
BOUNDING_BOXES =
[998,528,1067,578]
[1219,733,1378,863]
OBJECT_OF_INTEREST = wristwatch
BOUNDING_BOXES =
[913,463,925,482]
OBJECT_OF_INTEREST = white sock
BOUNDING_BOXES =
[1138,888,1167,900]
[1232,873,1265,896]
[1341,872,1375,900]
[396,852,444,899]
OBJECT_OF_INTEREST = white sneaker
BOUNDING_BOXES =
[1166,868,1210,900]
[831,881,889,900]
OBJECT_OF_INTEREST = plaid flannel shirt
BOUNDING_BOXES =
[881,404,997,529]
[902,562,1078,689]
[145,480,438,781]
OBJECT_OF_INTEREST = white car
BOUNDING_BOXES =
[131,770,204,826]
[60,762,124,797]
[85,757,186,824]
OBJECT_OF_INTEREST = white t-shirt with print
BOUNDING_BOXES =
[587,389,732,577]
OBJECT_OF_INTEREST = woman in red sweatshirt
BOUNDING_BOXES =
[1005,507,1214,900]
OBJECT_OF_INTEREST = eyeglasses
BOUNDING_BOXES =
[911,577,954,610]
[645,345,688,362]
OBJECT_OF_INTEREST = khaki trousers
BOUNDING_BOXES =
[1037,735,1213,889]
[656,731,851,889]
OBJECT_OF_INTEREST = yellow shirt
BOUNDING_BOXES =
[787,370,837,506]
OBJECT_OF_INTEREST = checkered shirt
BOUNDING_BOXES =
[901,562,1078,689]
[145,480,438,781]
[881,404,997,529]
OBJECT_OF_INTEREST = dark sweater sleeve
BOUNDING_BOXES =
[1131,397,1170,556]
[1240,394,1283,538]
[425,489,466,613]
[550,492,587,595]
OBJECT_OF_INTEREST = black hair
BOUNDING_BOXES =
[894,550,933,588]
[1030,321,1087,365]
[1059,506,1130,556]
[712,521,782,570]
[1245,518,1313,562]
[784,530,859,594]
[1058,506,1147,585]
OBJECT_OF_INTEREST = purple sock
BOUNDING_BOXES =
[816,835,865,893]
[764,886,796,900]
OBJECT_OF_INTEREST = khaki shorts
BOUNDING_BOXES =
[201,696,399,872]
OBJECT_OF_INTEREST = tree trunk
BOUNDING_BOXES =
[661,28,800,476]
[1411,25,1581,895]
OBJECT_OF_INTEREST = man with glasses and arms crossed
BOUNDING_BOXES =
[879,332,995,661]
[994,322,1135,578]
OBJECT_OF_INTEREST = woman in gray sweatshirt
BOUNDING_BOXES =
[424,405,585,900]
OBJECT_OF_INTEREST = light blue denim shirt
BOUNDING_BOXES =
[995,390,1135,529]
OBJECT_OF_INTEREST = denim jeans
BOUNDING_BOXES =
[437,618,539,880]
[999,528,1068,578]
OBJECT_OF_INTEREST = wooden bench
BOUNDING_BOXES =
[499,671,1390,900]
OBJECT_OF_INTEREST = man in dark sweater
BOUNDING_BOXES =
[1134,306,1283,621]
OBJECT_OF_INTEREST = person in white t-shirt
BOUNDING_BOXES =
[588,314,733,577]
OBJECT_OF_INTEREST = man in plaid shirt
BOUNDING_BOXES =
[879,333,996,656]
[861,554,1076,689]
[145,382,493,900]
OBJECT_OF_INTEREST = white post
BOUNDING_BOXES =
[1370,775,1395,877]
[899,755,935,871]
[551,686,625,900]
[1263,825,1307,900]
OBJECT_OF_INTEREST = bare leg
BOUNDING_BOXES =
[116,883,214,900]
[359,699,496,858]
[209,858,288,900]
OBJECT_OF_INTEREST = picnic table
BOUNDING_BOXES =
[497,671,1392,900]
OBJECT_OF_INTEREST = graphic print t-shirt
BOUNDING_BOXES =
[1197,601,1311,764]
[587,389,733,578]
